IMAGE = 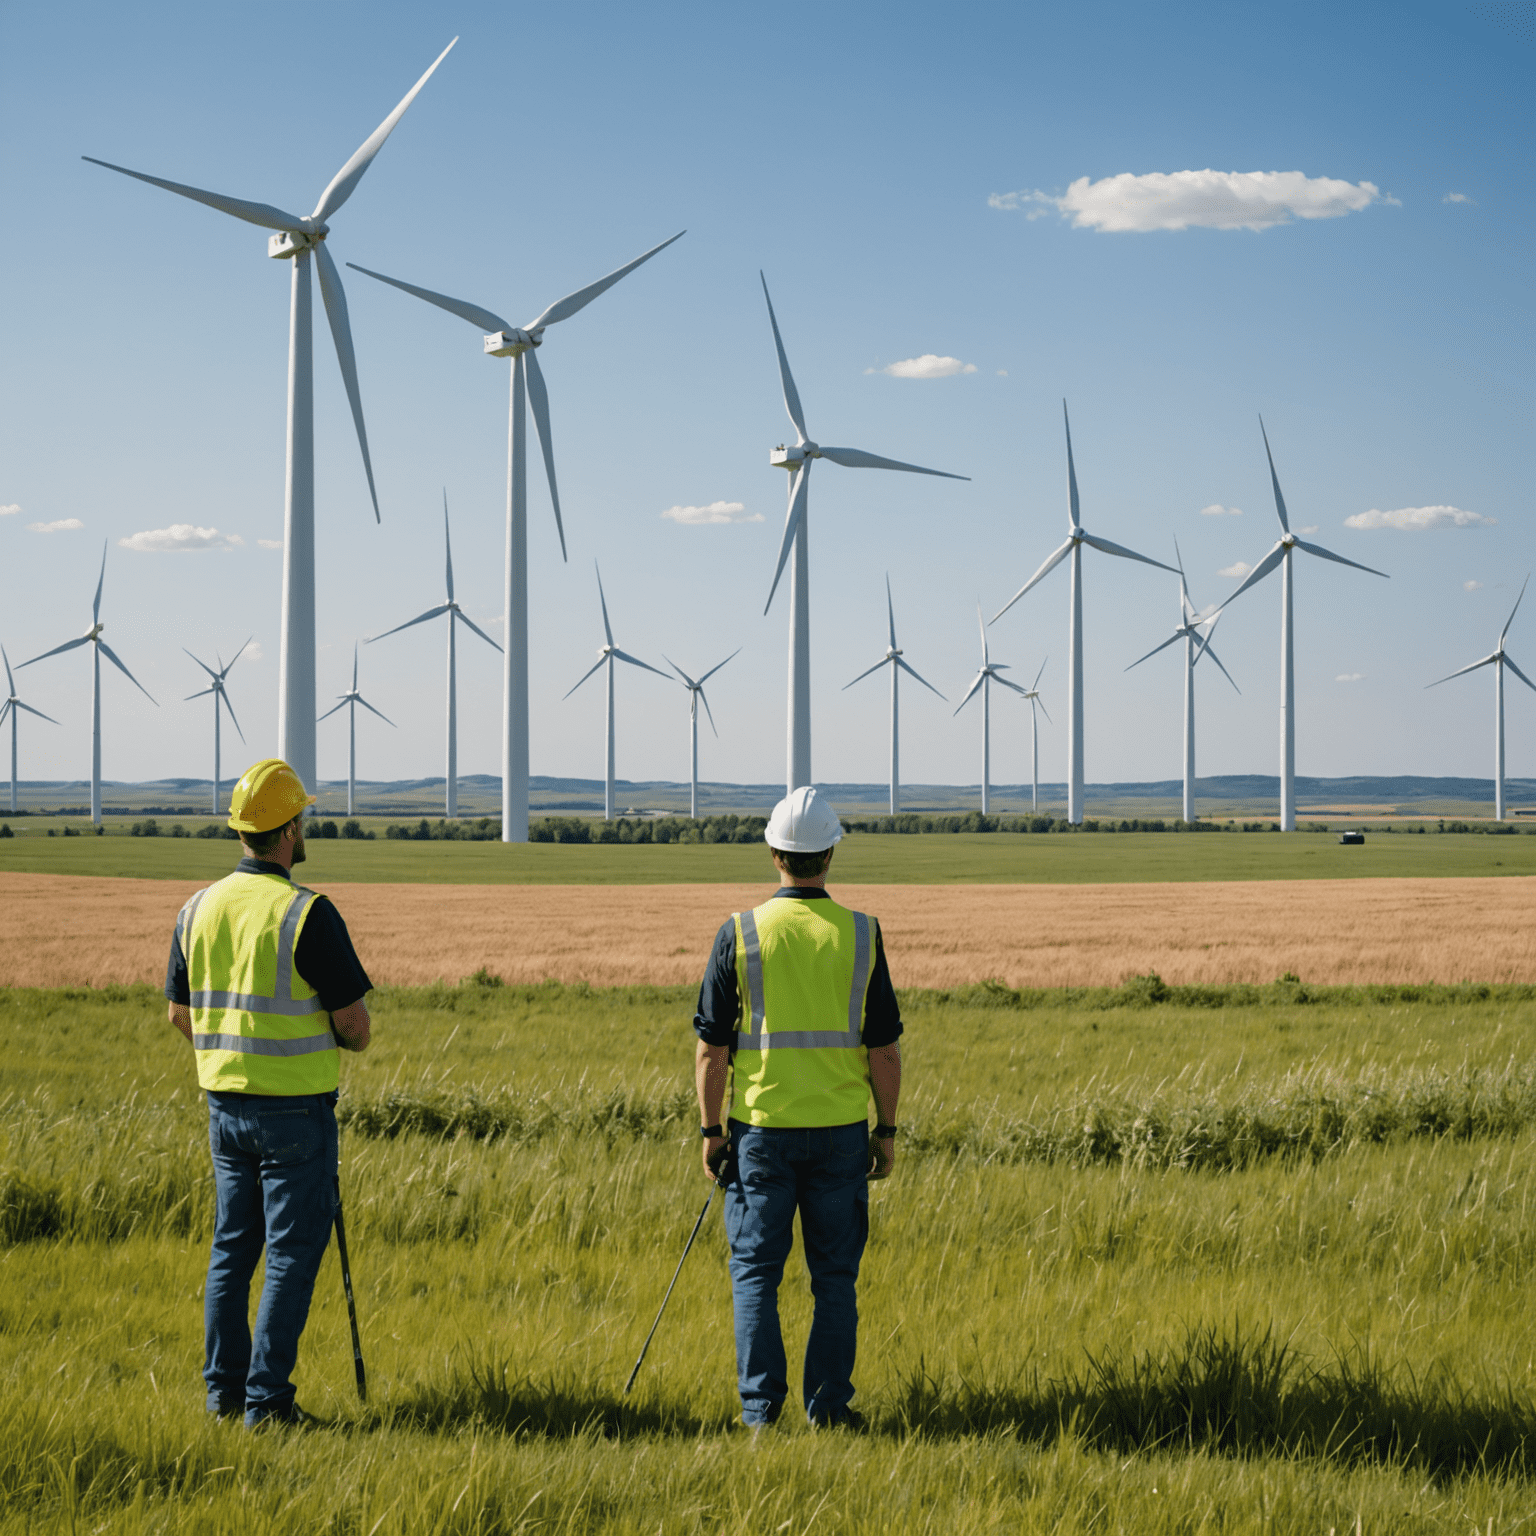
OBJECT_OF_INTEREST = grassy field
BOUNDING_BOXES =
[4,827,1536,883]
[4,979,1536,1531]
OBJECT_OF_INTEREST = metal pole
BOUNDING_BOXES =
[333,1176,367,1402]
[624,1184,716,1397]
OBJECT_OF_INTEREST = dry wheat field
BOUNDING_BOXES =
[2,870,1531,989]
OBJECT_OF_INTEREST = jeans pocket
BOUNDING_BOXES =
[255,1108,320,1167]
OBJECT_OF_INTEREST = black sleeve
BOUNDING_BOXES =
[860,925,903,1049]
[165,920,190,1005]
[292,896,374,1013]
[692,918,740,1047]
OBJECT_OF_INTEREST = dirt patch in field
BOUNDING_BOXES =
[2,872,1532,990]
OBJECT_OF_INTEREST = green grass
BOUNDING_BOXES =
[5,827,1536,883]
[5,981,1536,1530]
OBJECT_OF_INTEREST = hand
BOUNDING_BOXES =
[868,1134,896,1181]
[703,1135,730,1183]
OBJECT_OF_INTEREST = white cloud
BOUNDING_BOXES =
[661,500,763,525]
[996,369,1008,377]
[1297,524,1319,534]
[991,169,1390,233]
[27,518,83,533]
[0,504,19,517]
[118,524,244,553]
[866,355,977,380]
[258,538,283,550]
[1345,505,1494,530]
[243,640,264,663]
[1336,673,1365,683]
[1200,504,1242,517]
[1464,580,1484,592]
[1217,561,1253,579]
[1444,192,1476,205]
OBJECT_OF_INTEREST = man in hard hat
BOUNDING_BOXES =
[164,759,373,1427]
[693,786,902,1432]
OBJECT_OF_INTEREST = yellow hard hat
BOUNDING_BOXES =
[227,758,316,834]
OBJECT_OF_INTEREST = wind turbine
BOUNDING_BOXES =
[367,493,502,819]
[760,277,968,796]
[842,575,945,814]
[83,39,457,793]
[954,604,1032,815]
[1207,419,1388,830]
[1428,576,1535,820]
[663,650,740,819]
[19,542,157,826]
[1018,659,1052,814]
[1,646,60,815]
[992,403,1176,826]
[347,231,684,841]
[564,565,669,821]
[319,644,394,817]
[184,639,251,816]
[1126,542,1239,824]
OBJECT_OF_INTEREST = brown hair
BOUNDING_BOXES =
[771,846,834,880]
[241,816,298,858]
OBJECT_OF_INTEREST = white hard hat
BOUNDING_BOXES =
[765,786,844,853]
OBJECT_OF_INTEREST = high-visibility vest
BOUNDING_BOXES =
[728,895,877,1129]
[178,870,339,1095]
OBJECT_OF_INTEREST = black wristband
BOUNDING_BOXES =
[874,1123,898,1138]
[700,1124,724,1139]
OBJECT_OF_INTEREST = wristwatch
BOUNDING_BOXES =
[700,1124,724,1139]
[874,1123,898,1138]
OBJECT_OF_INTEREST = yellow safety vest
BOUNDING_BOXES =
[178,870,339,1095]
[729,895,877,1129]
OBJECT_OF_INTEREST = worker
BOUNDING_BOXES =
[693,786,903,1432]
[164,759,373,1427]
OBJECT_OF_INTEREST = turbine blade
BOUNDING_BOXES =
[97,640,157,703]
[1500,575,1530,645]
[760,274,808,442]
[885,574,898,651]
[443,490,454,602]
[764,464,808,614]
[1080,533,1178,573]
[994,674,1031,696]
[817,445,968,479]
[310,38,458,223]
[183,648,218,680]
[977,602,989,666]
[662,655,699,689]
[1,645,12,695]
[523,349,566,560]
[352,641,359,691]
[1034,695,1053,725]
[697,648,740,686]
[221,691,246,744]
[1426,653,1498,687]
[612,648,671,679]
[1200,640,1242,694]
[594,562,614,647]
[699,687,719,737]
[345,262,511,332]
[1063,400,1081,530]
[1212,541,1287,614]
[1032,655,1048,690]
[185,687,216,699]
[842,657,889,690]
[953,671,986,714]
[991,537,1074,623]
[368,604,450,642]
[81,157,306,231]
[1292,537,1389,579]
[17,701,60,725]
[19,635,91,667]
[355,695,396,726]
[223,636,253,676]
[1258,416,1291,533]
[1125,631,1184,671]
[1504,655,1536,694]
[524,231,685,331]
[315,243,379,520]
[895,655,946,699]
[317,698,350,721]
[93,540,107,623]
[0,700,10,727]
[456,613,503,653]
[563,655,607,700]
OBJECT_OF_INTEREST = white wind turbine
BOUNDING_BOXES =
[20,542,157,825]
[1126,542,1239,824]
[954,604,1033,815]
[1428,576,1535,821]
[1207,419,1388,830]
[564,565,670,821]
[760,277,968,795]
[319,644,394,817]
[842,575,946,815]
[184,639,252,816]
[662,650,741,819]
[1018,659,1052,814]
[347,232,684,841]
[83,39,457,794]
[992,403,1175,825]
[367,493,502,819]
[1,646,60,815]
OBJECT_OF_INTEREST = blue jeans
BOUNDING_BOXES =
[724,1121,869,1426]
[204,1091,338,1425]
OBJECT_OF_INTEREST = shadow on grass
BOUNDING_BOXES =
[381,1326,1535,1478]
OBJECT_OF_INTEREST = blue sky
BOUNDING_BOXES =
[1,0,1530,795]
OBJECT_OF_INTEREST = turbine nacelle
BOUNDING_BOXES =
[86,622,104,641]
[770,442,815,469]
[267,228,328,259]
[484,327,542,358]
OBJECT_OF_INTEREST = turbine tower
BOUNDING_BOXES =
[367,493,502,819]
[83,39,456,792]
[1,646,60,815]
[1209,419,1388,830]
[319,644,394,817]
[954,604,1032,815]
[663,650,740,818]
[1126,543,1239,824]
[992,403,1175,826]
[1428,576,1535,820]
[184,639,252,816]
[20,542,157,825]
[760,277,967,795]
[842,575,945,815]
[1018,659,1051,814]
[347,232,683,841]
[564,565,669,821]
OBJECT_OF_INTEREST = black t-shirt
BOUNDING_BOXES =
[164,857,373,1013]
[692,887,904,1049]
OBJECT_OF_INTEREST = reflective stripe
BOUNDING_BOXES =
[847,912,871,1036]
[740,910,766,1031]
[190,990,324,1016]
[179,886,209,948]
[274,888,316,1003]
[190,886,323,1018]
[735,909,871,1053]
[193,1030,339,1057]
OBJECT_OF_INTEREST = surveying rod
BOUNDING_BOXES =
[333,1175,367,1402]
